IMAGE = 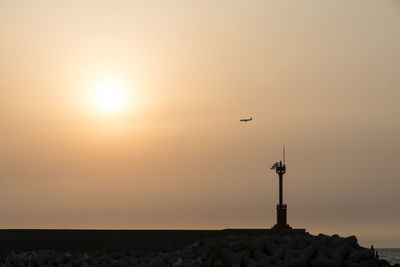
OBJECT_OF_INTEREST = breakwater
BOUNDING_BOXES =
[1,229,398,267]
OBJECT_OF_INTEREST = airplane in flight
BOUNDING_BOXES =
[240,117,253,122]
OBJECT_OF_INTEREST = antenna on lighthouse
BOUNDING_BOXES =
[283,145,286,165]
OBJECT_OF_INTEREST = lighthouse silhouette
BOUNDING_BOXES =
[271,146,292,230]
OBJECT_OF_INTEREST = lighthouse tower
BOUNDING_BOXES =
[271,147,292,230]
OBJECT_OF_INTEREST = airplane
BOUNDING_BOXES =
[240,117,253,122]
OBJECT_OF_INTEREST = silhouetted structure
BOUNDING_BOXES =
[271,147,292,230]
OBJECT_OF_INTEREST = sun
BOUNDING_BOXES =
[91,79,127,113]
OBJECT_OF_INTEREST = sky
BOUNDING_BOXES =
[0,0,399,247]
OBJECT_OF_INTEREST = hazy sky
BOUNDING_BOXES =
[0,0,399,247]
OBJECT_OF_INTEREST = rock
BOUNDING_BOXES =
[316,234,331,244]
[231,240,251,252]
[249,258,272,267]
[283,248,298,260]
[264,241,278,255]
[214,259,227,267]
[149,262,170,267]
[252,239,265,251]
[280,235,295,244]
[44,259,55,267]
[239,249,251,258]
[193,256,203,265]
[328,235,343,249]
[343,260,363,267]
[375,259,391,266]
[183,252,197,262]
[172,257,184,267]
[361,259,380,267]
[336,244,355,260]
[294,237,308,250]
[206,247,218,267]
[343,236,360,249]
[310,257,341,267]
[219,247,241,265]
[317,244,341,261]
[280,242,297,252]
[275,258,307,267]
[253,250,269,261]
[298,244,317,262]
[348,249,374,262]
[242,256,256,267]
[316,245,329,258]
[270,248,284,263]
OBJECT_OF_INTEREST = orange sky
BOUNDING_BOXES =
[0,0,399,247]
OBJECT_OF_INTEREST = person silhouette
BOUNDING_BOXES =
[371,245,379,258]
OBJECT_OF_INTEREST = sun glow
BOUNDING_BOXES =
[91,79,128,113]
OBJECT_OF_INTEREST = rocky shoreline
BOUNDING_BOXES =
[1,233,399,267]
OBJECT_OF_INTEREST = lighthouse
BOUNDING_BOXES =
[271,147,292,230]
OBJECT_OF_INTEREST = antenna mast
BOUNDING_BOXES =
[283,145,286,165]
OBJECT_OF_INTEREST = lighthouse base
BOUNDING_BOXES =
[272,224,292,230]
[272,204,292,230]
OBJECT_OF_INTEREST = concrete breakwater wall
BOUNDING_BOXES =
[0,229,298,252]
[0,230,399,267]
